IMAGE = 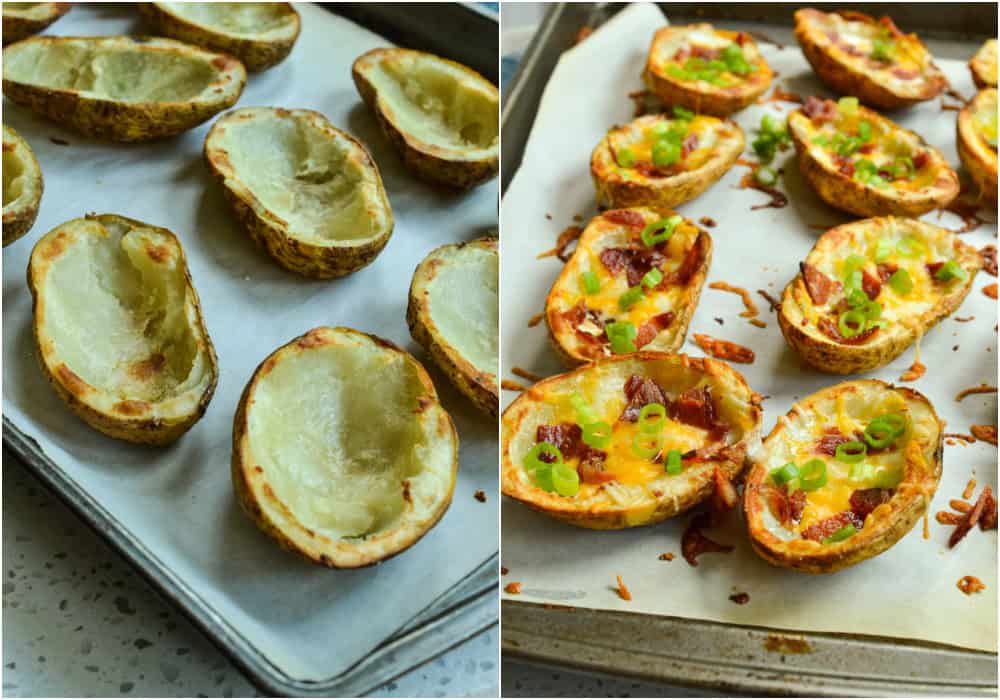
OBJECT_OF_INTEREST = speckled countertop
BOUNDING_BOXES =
[2,449,499,698]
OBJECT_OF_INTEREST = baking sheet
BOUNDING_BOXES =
[500,1,997,653]
[2,2,498,685]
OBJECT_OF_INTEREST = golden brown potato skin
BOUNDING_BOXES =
[352,48,498,190]
[969,39,997,89]
[957,89,998,205]
[138,3,300,72]
[744,380,942,574]
[407,238,498,417]
[2,126,43,247]
[2,3,71,46]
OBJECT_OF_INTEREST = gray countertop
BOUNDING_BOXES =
[2,448,498,698]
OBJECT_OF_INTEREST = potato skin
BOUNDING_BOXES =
[28,214,218,446]
[957,89,998,205]
[1,3,71,46]
[352,48,498,190]
[407,238,498,417]
[744,380,943,574]
[138,3,300,72]
[970,40,998,89]
[2,36,246,142]
[2,126,43,247]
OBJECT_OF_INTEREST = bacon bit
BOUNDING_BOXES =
[621,375,670,422]
[802,95,837,123]
[970,425,998,446]
[757,289,781,312]
[527,312,545,327]
[681,513,734,566]
[898,361,926,382]
[954,316,975,323]
[815,428,852,456]
[603,209,646,229]
[670,385,719,431]
[937,511,963,525]
[760,85,802,104]
[474,490,486,502]
[729,592,751,605]
[739,170,788,210]
[964,479,979,500]
[709,281,759,317]
[801,511,864,542]
[537,225,583,261]
[876,262,899,282]
[950,499,972,513]
[861,269,882,300]
[949,486,991,547]
[943,433,977,444]
[699,216,717,228]
[941,198,987,234]
[980,245,997,276]
[615,575,632,601]
[957,576,986,595]
[658,552,675,561]
[504,582,522,594]
[578,454,616,485]
[749,318,767,328]
[711,468,739,513]
[635,312,675,349]
[501,566,509,575]
[692,333,755,363]
[956,385,997,401]
[849,488,893,519]
[502,379,527,392]
[800,263,842,305]
[983,283,998,299]
[512,367,544,383]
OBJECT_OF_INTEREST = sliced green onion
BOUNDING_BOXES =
[667,64,688,79]
[652,140,680,167]
[857,120,872,142]
[891,156,914,179]
[752,136,777,163]
[835,440,868,463]
[863,421,896,449]
[872,413,907,437]
[570,392,599,426]
[638,403,667,433]
[896,236,925,258]
[888,268,912,295]
[822,524,857,544]
[799,459,828,491]
[771,462,800,486]
[632,432,663,459]
[616,147,636,168]
[837,96,859,115]
[850,462,875,482]
[640,216,681,247]
[934,260,967,282]
[531,462,554,492]
[755,166,778,186]
[641,267,663,289]
[551,461,580,497]
[846,288,869,308]
[650,121,671,138]
[581,421,612,449]
[838,309,867,338]
[873,467,902,489]
[606,321,637,354]
[579,270,600,295]
[665,449,683,475]
[673,105,695,121]
[812,134,830,146]
[871,38,894,62]
[874,238,894,263]
[862,299,882,321]
[525,442,563,472]
[618,285,645,311]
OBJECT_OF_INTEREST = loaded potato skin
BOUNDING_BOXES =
[970,39,998,89]
[744,380,943,574]
[957,88,998,204]
[2,124,43,246]
[794,9,947,110]
[545,208,711,367]
[778,217,981,375]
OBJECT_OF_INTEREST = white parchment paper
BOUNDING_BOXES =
[2,3,498,682]
[501,2,997,653]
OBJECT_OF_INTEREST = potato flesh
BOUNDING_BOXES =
[2,149,25,207]
[366,56,498,153]
[43,219,204,402]
[3,41,217,102]
[426,245,497,377]
[215,116,388,245]
[159,2,293,35]
[246,342,443,539]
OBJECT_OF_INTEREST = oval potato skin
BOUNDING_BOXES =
[2,36,246,142]
[231,326,458,568]
[138,2,300,72]
[28,214,218,445]
[2,2,71,46]
[643,24,773,117]
[352,48,499,189]
[204,107,394,279]
[957,88,998,205]
[744,379,943,574]
[407,237,498,417]
[501,352,763,530]
[545,208,711,367]
[778,217,981,375]
[2,124,43,246]
[591,113,744,210]
[970,38,997,90]
[788,101,958,218]
[794,8,946,110]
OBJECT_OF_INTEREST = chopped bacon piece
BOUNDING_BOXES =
[598,246,666,287]
[578,453,616,485]
[980,492,997,531]
[621,375,669,422]
[665,232,708,287]
[802,96,837,123]
[957,576,986,595]
[818,317,879,345]
[913,151,929,170]
[877,262,899,283]
[949,486,992,547]
[536,423,606,465]
[892,67,920,80]
[729,592,750,604]
[801,511,864,542]
[858,142,876,155]
[681,512,734,566]
[834,153,855,177]
[861,269,882,300]
[926,261,945,277]
[815,427,852,456]
[762,484,805,525]
[970,425,997,446]
[598,247,630,275]
[670,385,718,430]
[981,245,997,276]
[681,133,699,159]
[800,262,842,305]
[635,312,675,349]
[711,467,739,513]
[984,283,998,299]
[603,209,646,228]
[850,488,894,520]
[689,44,721,61]
[693,333,755,363]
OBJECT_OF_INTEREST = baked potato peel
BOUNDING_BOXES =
[957,88,998,204]
[2,124,43,246]
[969,38,997,89]
[2,2,71,46]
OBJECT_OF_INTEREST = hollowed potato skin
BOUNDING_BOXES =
[957,89,998,205]
[138,3,300,72]
[2,3,71,46]
[2,125,43,246]
[743,380,943,574]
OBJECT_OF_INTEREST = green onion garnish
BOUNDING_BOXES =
[846,288,869,308]
[838,309,867,338]
[638,403,667,433]
[837,97,859,115]
[874,413,907,436]
[665,449,683,475]
[525,442,563,473]
[871,38,894,62]
[822,524,857,544]
[857,121,872,142]
[642,267,663,289]
[673,105,695,121]
[755,166,778,186]
[616,147,636,168]
[771,462,800,486]
[799,459,828,491]
[632,432,663,459]
[651,121,671,138]
[849,462,875,482]
[606,321,637,354]
[640,216,681,247]
[888,268,912,294]
[579,270,600,295]
[863,421,896,449]
[618,285,645,311]
[896,236,925,258]
[582,421,613,449]
[652,140,680,167]
[570,392,599,426]
[550,461,580,497]
[835,440,868,463]
[874,238,894,262]
[934,260,967,282]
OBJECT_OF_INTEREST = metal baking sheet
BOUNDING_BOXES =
[500,2,997,695]
[2,2,498,696]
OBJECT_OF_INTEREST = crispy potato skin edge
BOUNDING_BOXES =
[2,128,43,247]
[957,90,999,205]
[1,3,71,46]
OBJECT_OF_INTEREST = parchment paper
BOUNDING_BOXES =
[2,2,498,682]
[500,2,997,653]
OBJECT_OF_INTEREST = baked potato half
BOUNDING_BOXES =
[970,38,997,89]
[204,107,393,279]
[501,352,762,530]
[793,9,947,110]
[232,326,458,568]
[28,214,218,445]
[3,124,43,246]
[778,217,981,375]
[2,2,70,46]
[957,88,998,204]
[788,96,959,218]
[138,3,300,72]
[407,237,498,417]
[352,48,499,189]
[591,112,744,210]
[643,24,773,117]
[744,380,942,574]
[545,208,711,367]
[2,36,246,142]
